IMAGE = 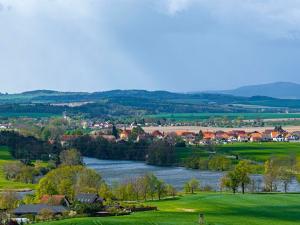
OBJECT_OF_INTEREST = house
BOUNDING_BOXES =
[249,132,262,142]
[13,204,67,216]
[273,134,285,142]
[120,129,131,141]
[228,136,238,143]
[203,131,215,140]
[181,132,196,144]
[234,130,246,136]
[152,130,164,139]
[40,195,70,207]
[261,131,272,141]
[284,133,299,142]
[238,134,248,142]
[75,193,104,204]
[215,131,229,141]
[60,135,79,147]
[271,131,280,139]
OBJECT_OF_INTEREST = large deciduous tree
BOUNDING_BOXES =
[37,166,102,200]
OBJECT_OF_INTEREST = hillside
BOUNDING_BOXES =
[216,82,300,99]
[1,89,300,118]
[35,193,300,225]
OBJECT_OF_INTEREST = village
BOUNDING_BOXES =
[60,124,300,147]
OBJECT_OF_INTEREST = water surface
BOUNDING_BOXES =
[84,157,300,192]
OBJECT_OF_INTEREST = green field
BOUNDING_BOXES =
[0,146,35,190]
[147,113,300,122]
[176,142,300,163]
[35,193,300,225]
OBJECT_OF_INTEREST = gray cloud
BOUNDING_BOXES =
[0,0,300,93]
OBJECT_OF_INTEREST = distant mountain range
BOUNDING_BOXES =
[1,82,300,118]
[210,82,300,99]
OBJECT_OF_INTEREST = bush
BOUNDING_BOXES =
[73,203,103,215]
[37,208,54,220]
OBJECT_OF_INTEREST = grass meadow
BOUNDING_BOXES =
[0,146,35,190]
[35,193,300,225]
[176,142,300,163]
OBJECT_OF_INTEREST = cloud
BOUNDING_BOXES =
[162,0,300,39]
[165,0,192,15]
[0,0,300,92]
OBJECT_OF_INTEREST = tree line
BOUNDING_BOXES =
[0,131,61,161]
[70,135,176,166]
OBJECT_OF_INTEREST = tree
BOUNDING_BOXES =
[234,160,252,194]
[2,161,23,180]
[138,174,151,201]
[156,179,167,200]
[37,166,103,200]
[166,184,177,198]
[184,181,191,193]
[0,191,19,210]
[184,178,200,194]
[59,149,83,166]
[208,155,231,171]
[264,159,280,192]
[98,183,114,201]
[76,168,102,193]
[129,126,145,141]
[112,125,119,139]
[147,140,175,166]
[198,130,204,140]
[279,167,293,193]
[147,173,159,200]
[220,171,239,194]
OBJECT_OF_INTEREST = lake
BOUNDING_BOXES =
[84,157,300,192]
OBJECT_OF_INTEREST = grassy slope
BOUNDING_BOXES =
[35,193,300,225]
[176,142,300,163]
[0,146,35,190]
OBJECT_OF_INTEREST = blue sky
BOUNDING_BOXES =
[1,0,300,93]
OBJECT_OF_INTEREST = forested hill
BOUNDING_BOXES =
[212,82,300,99]
[0,90,300,118]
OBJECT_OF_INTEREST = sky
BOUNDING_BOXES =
[1,0,300,93]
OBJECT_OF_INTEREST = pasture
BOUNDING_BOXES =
[35,193,300,225]
[176,142,300,163]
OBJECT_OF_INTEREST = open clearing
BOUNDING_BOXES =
[35,193,300,225]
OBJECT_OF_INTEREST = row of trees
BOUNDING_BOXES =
[264,155,297,192]
[185,155,232,171]
[0,131,62,161]
[112,174,176,201]
[220,154,298,194]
